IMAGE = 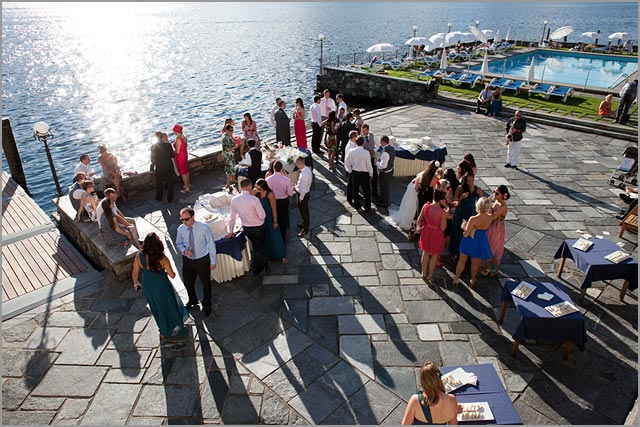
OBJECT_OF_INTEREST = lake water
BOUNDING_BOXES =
[2,2,637,211]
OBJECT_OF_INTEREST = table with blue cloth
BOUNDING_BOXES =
[499,280,586,360]
[441,363,522,425]
[392,144,448,177]
[211,231,251,284]
[554,238,638,302]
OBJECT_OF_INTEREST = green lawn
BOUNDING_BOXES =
[379,68,638,125]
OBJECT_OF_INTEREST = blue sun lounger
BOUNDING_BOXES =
[500,79,526,93]
[455,73,482,88]
[489,78,510,87]
[442,72,465,83]
[418,69,447,79]
[528,83,574,103]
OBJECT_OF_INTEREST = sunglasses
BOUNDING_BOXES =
[180,216,192,222]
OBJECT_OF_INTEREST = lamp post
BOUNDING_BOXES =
[540,20,548,46]
[33,121,63,197]
[475,20,480,29]
[447,22,452,33]
[318,33,325,72]
[412,25,417,37]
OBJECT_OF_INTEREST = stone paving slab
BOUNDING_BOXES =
[339,335,374,379]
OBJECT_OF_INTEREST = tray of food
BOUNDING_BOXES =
[441,368,477,393]
[457,402,494,422]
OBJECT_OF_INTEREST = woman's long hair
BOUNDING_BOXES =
[296,97,304,109]
[101,198,116,230]
[244,112,253,125]
[419,361,445,406]
[418,160,438,192]
[459,172,475,196]
[255,178,271,195]
[142,232,165,272]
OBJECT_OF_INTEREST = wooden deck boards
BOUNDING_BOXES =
[1,172,90,303]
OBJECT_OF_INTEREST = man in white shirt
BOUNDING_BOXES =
[336,93,347,118]
[361,124,378,197]
[176,207,217,315]
[227,179,267,275]
[294,156,313,237]
[74,154,95,179]
[309,95,323,154]
[476,84,492,115]
[269,97,282,128]
[319,89,336,121]
[343,130,359,204]
[344,136,374,213]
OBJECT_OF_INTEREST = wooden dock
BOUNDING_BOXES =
[1,172,102,319]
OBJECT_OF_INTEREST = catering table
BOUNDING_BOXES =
[193,192,252,283]
[440,363,522,425]
[386,136,448,177]
[499,280,586,360]
[554,238,638,302]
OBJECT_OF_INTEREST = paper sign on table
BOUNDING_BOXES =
[537,292,554,301]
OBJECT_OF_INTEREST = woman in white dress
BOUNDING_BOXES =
[390,172,422,231]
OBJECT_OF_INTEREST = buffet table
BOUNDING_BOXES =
[193,192,252,283]
[385,136,448,177]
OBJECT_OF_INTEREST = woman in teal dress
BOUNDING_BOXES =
[132,232,189,339]
[254,179,288,267]
[449,172,484,257]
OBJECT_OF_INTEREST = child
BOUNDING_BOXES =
[416,190,449,284]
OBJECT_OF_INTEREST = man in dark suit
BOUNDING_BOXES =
[246,139,263,184]
[150,131,175,202]
[274,100,291,146]
[338,112,357,163]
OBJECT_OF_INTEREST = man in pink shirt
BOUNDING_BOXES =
[226,179,267,275]
[265,160,294,243]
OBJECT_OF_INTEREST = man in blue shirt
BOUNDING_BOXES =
[176,207,217,316]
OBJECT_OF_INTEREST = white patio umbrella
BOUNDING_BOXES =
[366,43,396,53]
[480,51,489,76]
[405,37,430,47]
[428,32,447,47]
[505,27,511,42]
[445,31,467,47]
[459,32,476,43]
[481,29,496,39]
[609,31,632,46]
[469,25,488,43]
[527,56,536,83]
[439,42,448,70]
[581,31,600,40]
[494,30,502,43]
[550,26,574,40]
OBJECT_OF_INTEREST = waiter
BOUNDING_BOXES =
[176,207,217,316]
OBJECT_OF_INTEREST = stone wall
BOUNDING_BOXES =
[316,67,437,107]
[119,149,226,198]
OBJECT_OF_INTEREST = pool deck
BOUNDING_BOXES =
[2,103,637,425]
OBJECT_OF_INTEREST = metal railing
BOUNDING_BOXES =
[609,73,630,89]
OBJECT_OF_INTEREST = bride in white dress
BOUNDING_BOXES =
[390,172,422,230]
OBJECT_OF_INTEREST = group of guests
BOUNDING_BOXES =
[598,79,638,125]
[394,152,510,286]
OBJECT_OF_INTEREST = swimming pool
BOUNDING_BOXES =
[471,50,638,89]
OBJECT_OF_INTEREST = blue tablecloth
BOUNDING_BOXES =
[501,280,587,350]
[440,364,504,395]
[394,145,448,164]
[456,392,522,425]
[442,364,522,425]
[215,231,247,261]
[554,239,638,291]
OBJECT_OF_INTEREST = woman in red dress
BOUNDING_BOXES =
[173,124,190,193]
[416,190,449,283]
[293,98,308,149]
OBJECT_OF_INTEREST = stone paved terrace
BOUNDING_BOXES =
[2,103,638,425]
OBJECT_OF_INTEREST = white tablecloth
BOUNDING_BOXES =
[193,191,251,283]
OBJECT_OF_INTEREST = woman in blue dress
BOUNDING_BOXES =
[453,197,494,287]
[449,172,484,257]
[254,179,288,270]
[131,232,189,339]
